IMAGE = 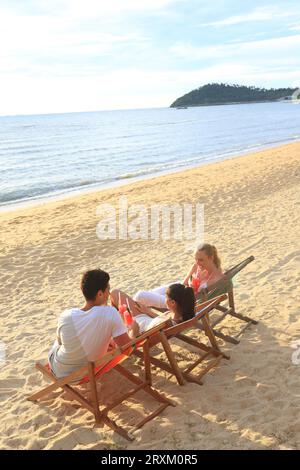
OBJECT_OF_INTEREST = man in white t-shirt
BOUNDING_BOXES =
[48,269,130,378]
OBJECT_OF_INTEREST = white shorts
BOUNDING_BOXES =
[135,313,171,333]
[134,281,181,309]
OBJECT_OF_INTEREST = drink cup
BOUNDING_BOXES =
[119,304,127,316]
[192,275,200,294]
[124,310,134,326]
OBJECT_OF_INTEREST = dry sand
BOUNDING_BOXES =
[0,142,300,450]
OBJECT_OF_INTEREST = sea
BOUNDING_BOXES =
[0,101,299,210]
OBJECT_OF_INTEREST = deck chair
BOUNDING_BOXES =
[134,294,229,386]
[196,255,258,344]
[27,321,175,442]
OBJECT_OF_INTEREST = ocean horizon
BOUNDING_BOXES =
[1,101,300,211]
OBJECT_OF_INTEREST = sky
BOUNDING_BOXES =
[0,0,300,116]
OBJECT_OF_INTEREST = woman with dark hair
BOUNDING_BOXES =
[110,283,195,337]
[133,243,223,310]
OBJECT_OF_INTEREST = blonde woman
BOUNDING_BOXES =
[183,243,223,288]
[134,243,223,310]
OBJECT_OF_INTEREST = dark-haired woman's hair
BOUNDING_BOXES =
[81,269,110,300]
[166,283,195,321]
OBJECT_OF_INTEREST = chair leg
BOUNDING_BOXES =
[115,364,175,406]
[184,355,222,383]
[135,403,170,430]
[88,363,102,425]
[143,342,152,386]
[228,290,258,324]
[200,290,257,345]
[175,332,230,360]
[134,350,187,384]
[228,311,258,325]
[213,329,240,345]
[100,414,134,442]
[201,315,221,352]
[157,331,185,386]
[27,371,63,402]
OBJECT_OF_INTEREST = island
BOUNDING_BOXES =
[170,83,299,108]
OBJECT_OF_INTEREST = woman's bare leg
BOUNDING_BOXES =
[110,289,158,318]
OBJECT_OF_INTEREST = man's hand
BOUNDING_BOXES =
[127,321,140,338]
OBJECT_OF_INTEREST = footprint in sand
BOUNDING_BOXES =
[38,423,62,439]
[0,378,25,388]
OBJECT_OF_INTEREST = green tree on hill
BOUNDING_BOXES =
[170,83,298,107]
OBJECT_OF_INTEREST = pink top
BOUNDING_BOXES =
[195,267,209,286]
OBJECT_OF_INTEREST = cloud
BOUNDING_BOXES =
[289,24,300,31]
[3,0,184,19]
[0,0,299,115]
[202,5,295,27]
[66,0,183,17]
[0,0,181,57]
[0,6,151,75]
[171,34,300,61]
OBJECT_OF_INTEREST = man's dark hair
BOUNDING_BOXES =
[81,269,110,300]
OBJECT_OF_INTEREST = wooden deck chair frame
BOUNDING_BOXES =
[134,294,229,386]
[27,321,175,442]
[196,255,258,345]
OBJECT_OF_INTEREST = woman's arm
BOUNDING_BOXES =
[134,301,158,318]
[183,263,197,286]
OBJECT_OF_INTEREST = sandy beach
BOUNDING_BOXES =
[0,141,300,450]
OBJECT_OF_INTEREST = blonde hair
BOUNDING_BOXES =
[195,243,221,269]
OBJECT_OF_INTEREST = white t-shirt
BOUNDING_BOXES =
[48,305,127,378]
[134,312,174,334]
